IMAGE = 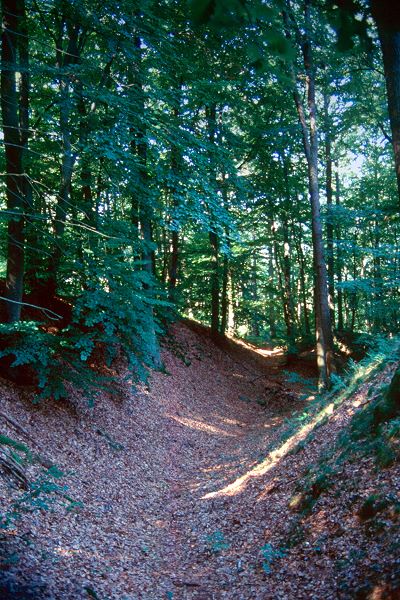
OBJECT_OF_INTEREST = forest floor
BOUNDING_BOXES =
[0,321,399,599]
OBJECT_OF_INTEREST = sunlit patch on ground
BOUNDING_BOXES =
[202,402,336,499]
[169,415,237,437]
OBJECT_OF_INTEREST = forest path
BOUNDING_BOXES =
[137,323,308,599]
[0,321,312,599]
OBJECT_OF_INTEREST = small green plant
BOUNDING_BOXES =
[206,530,230,553]
[289,465,336,514]
[283,371,317,391]
[357,493,400,522]
[260,543,286,574]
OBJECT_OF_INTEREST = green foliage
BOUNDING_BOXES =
[0,434,31,459]
[260,543,286,574]
[0,435,76,531]
[73,245,168,378]
[357,493,400,522]
[0,239,171,400]
[206,530,230,553]
[289,465,336,515]
[0,321,110,402]
[283,371,317,392]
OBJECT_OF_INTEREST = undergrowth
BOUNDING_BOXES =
[269,335,400,517]
[0,434,78,533]
[0,250,170,403]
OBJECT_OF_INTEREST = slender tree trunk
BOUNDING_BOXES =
[220,231,230,336]
[220,250,229,335]
[280,154,296,342]
[250,248,260,337]
[324,94,335,327]
[271,219,291,338]
[207,103,220,336]
[168,78,183,301]
[373,220,383,331]
[335,167,344,331]
[371,2,400,204]
[46,18,82,295]
[268,222,277,339]
[209,229,219,335]
[289,0,334,387]
[129,31,160,367]
[294,225,311,335]
[1,0,29,322]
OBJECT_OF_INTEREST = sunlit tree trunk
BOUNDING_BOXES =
[324,94,335,327]
[288,0,334,387]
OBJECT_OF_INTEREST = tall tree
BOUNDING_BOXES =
[1,0,30,321]
[286,0,335,386]
[371,0,400,204]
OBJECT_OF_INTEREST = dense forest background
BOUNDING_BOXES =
[1,0,400,395]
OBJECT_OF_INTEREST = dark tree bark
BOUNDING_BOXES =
[168,78,184,301]
[46,14,84,295]
[323,94,335,327]
[219,173,230,336]
[280,155,296,343]
[1,0,30,322]
[335,166,344,331]
[209,229,220,335]
[286,0,335,387]
[371,1,400,204]
[206,103,220,336]
[220,246,229,335]
[267,242,277,339]
[129,30,160,367]
[294,220,311,336]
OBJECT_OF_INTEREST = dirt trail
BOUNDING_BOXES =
[126,322,302,598]
[3,322,397,599]
[1,322,305,599]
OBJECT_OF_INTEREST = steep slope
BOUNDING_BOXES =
[0,322,398,599]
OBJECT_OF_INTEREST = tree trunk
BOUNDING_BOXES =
[335,167,344,331]
[209,229,220,335]
[371,2,400,204]
[46,17,83,296]
[220,250,229,335]
[280,154,296,342]
[294,223,311,336]
[267,221,277,339]
[168,78,183,301]
[324,94,335,327]
[129,31,160,367]
[220,231,231,336]
[1,0,29,322]
[289,0,334,387]
[207,103,220,336]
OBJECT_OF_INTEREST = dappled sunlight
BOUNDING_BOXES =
[255,476,282,501]
[213,415,246,426]
[55,546,82,558]
[263,416,283,429]
[253,348,284,358]
[232,337,284,357]
[201,461,240,472]
[202,402,335,499]
[169,415,237,437]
